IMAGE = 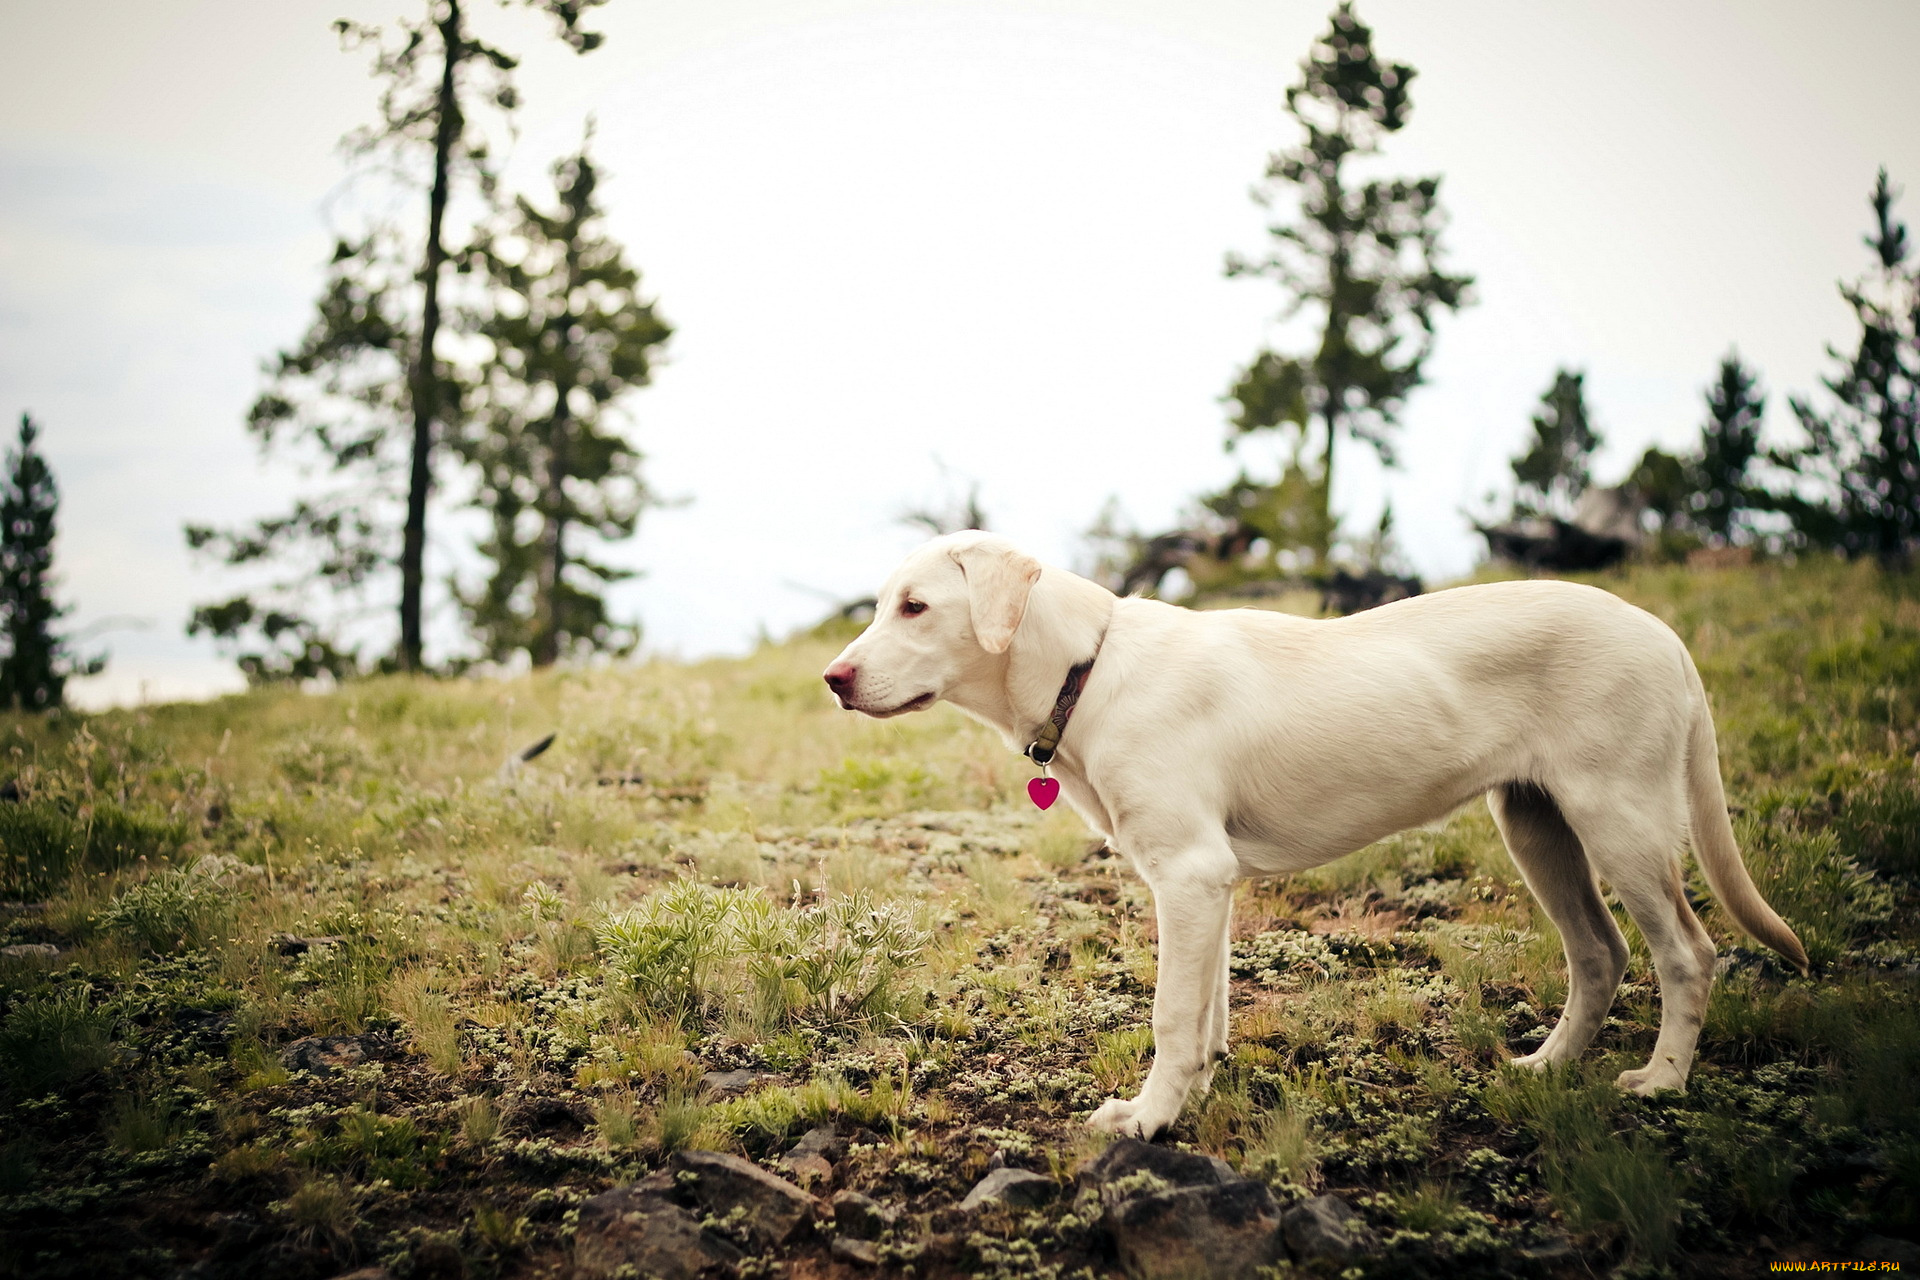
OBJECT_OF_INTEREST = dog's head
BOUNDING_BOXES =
[823,532,1041,717]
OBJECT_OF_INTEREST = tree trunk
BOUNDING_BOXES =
[533,383,572,667]
[399,0,463,672]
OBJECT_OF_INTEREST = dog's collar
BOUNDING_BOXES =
[1023,637,1104,767]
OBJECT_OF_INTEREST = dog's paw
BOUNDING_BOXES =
[1616,1061,1687,1097]
[1087,1095,1176,1139]
[1086,1096,1143,1134]
[1508,1050,1553,1072]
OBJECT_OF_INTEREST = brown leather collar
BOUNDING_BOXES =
[1023,639,1103,767]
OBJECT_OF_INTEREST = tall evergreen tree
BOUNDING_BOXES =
[1223,2,1472,563]
[456,144,671,666]
[1776,169,1920,561]
[1512,369,1601,518]
[1690,353,1766,544]
[186,0,607,681]
[0,415,101,711]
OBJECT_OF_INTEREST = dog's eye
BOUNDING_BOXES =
[901,599,928,617]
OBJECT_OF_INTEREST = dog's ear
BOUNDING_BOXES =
[950,542,1042,654]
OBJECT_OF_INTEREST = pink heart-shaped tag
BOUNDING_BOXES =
[1027,777,1060,810]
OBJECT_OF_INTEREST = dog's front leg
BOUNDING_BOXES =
[1088,843,1237,1140]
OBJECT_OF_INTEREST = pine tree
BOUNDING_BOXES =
[1690,353,1766,545]
[1777,169,1920,561]
[185,0,607,681]
[1223,2,1472,564]
[0,415,101,711]
[1512,369,1601,518]
[456,144,671,666]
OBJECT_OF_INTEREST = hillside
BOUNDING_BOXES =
[2,557,1916,1279]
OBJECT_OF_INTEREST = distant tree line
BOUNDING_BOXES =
[1095,4,1918,603]
[185,0,671,683]
[1496,168,1917,568]
[0,415,100,711]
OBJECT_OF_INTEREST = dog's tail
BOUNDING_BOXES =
[1685,671,1810,974]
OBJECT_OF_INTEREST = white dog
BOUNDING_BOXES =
[823,533,1808,1139]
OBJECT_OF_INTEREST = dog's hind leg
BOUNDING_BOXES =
[1488,782,1629,1069]
[1088,836,1238,1139]
[1551,770,1715,1094]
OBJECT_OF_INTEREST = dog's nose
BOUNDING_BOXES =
[823,662,857,697]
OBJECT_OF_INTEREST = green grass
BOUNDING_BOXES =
[0,555,1914,1277]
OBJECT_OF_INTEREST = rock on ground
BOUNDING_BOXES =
[671,1148,821,1247]
[959,1167,1058,1212]
[1106,1180,1285,1280]
[830,1190,896,1240]
[777,1124,844,1187]
[280,1035,370,1077]
[1078,1139,1238,1206]
[830,1236,881,1266]
[1082,1140,1283,1280]
[572,1185,744,1280]
[699,1068,777,1098]
[1281,1194,1380,1262]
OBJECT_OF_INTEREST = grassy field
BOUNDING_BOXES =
[1,556,1916,1279]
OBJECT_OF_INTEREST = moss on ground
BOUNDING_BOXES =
[0,556,1916,1278]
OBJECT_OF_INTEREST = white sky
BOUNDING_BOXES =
[1,0,1916,707]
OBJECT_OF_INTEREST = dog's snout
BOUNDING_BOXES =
[823,661,857,697]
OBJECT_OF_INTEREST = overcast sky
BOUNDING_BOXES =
[2,0,1917,707]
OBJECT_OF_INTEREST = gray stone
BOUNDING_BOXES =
[1859,1236,1920,1265]
[1280,1194,1379,1262]
[671,1148,820,1247]
[1106,1180,1284,1280]
[777,1124,843,1187]
[271,933,346,956]
[1078,1138,1239,1208]
[0,943,59,959]
[280,1035,369,1077]
[959,1167,1058,1212]
[830,1236,881,1266]
[574,1185,743,1280]
[699,1068,774,1098]
[1516,1228,1574,1261]
[830,1190,896,1240]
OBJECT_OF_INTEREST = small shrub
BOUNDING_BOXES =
[647,1091,716,1154]
[1027,812,1097,873]
[1089,1025,1153,1094]
[1453,992,1507,1057]
[593,1091,640,1150]
[471,1203,530,1254]
[386,969,463,1075]
[107,1092,187,1154]
[296,1104,432,1186]
[1396,1180,1474,1233]
[277,1176,358,1253]
[0,985,114,1093]
[1677,1108,1796,1223]
[1485,1065,1684,1262]
[1737,818,1892,966]
[815,756,932,815]
[595,881,928,1031]
[295,942,392,1034]
[0,799,188,899]
[455,1095,500,1147]
[96,867,234,953]
[212,1142,284,1182]
[1243,1093,1317,1182]
[0,1139,40,1194]
[1833,768,1920,879]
